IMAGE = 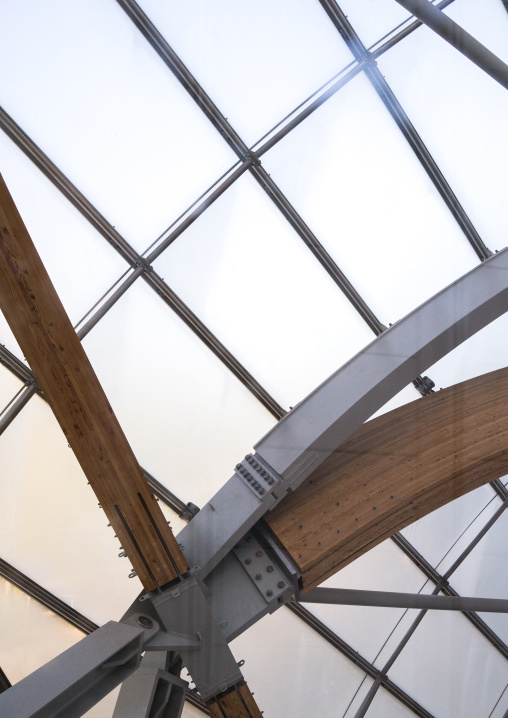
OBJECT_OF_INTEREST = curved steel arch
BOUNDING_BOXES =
[180,247,508,577]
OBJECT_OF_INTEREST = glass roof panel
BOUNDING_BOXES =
[377,0,508,252]
[401,484,497,569]
[137,0,355,146]
[308,538,431,663]
[365,686,417,718]
[0,0,236,253]
[0,394,158,624]
[81,278,276,508]
[153,172,374,409]
[387,609,508,718]
[0,132,129,329]
[450,505,508,646]
[262,71,478,324]
[0,576,84,685]
[230,607,371,717]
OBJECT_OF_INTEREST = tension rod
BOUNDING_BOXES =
[299,587,508,613]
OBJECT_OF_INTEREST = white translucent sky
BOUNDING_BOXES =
[0,1,507,716]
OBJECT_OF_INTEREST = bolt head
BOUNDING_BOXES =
[256,550,263,557]
[255,573,262,580]
[266,590,273,597]
[277,581,285,589]
[137,615,153,629]
[266,565,274,572]
[245,558,251,565]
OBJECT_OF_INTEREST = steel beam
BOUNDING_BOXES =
[0,384,36,436]
[319,0,491,261]
[395,0,508,91]
[113,652,187,718]
[0,622,145,718]
[300,587,508,613]
[179,248,508,577]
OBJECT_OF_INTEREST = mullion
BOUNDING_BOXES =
[0,107,284,421]
[317,0,491,261]
[115,0,385,336]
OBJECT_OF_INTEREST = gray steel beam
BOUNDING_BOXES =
[300,587,508,612]
[115,0,385,336]
[0,107,284,421]
[0,621,145,718]
[179,248,508,578]
[0,384,37,436]
[318,0,491,261]
[395,0,508,91]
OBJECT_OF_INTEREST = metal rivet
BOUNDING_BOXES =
[317,541,322,545]
[297,554,302,558]
[299,524,303,530]
[372,506,377,510]
[255,574,262,581]
[390,495,394,499]
[277,581,285,588]
[336,529,340,533]
[355,518,359,522]
[266,590,273,597]
[256,550,263,557]
[266,565,274,572]
[336,502,340,506]
[245,558,251,565]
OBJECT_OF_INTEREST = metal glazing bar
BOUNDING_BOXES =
[319,0,491,261]
[300,587,508,613]
[392,533,508,659]
[0,384,37,436]
[115,0,386,336]
[0,356,197,517]
[0,557,98,635]
[492,478,508,501]
[395,0,508,91]
[0,107,284,420]
[369,0,456,58]
[287,603,435,718]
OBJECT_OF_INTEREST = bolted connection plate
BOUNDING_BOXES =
[233,534,290,605]
[234,453,282,500]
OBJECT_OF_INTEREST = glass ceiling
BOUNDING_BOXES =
[0,1,508,716]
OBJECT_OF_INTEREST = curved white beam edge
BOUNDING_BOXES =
[179,247,508,578]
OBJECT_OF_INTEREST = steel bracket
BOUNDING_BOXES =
[232,533,293,605]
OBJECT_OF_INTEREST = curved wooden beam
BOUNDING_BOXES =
[265,367,508,590]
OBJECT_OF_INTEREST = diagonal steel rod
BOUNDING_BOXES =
[300,587,508,613]
[318,0,491,261]
[395,0,508,91]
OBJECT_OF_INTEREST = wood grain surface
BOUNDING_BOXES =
[207,682,263,717]
[266,367,508,590]
[0,173,188,591]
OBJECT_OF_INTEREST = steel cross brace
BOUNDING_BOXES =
[178,248,508,579]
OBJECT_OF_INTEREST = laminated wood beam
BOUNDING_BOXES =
[0,172,188,591]
[266,366,508,590]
